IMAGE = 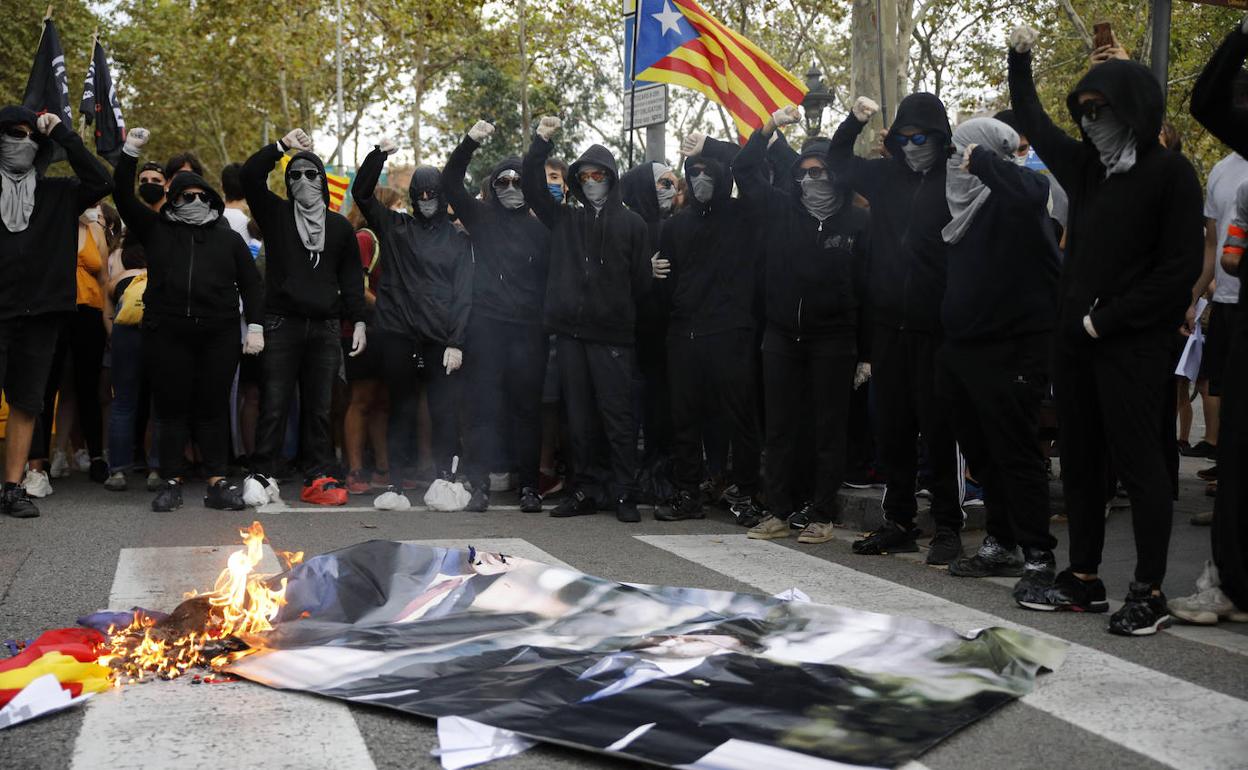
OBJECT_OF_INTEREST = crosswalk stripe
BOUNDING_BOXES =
[635,534,1248,770]
[70,545,377,770]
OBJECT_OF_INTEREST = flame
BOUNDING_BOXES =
[101,521,300,684]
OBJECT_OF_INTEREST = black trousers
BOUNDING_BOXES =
[33,305,106,460]
[1213,305,1247,608]
[636,328,673,460]
[254,315,342,478]
[762,327,855,523]
[463,315,546,491]
[1055,331,1173,587]
[937,335,1056,553]
[377,332,463,482]
[143,316,239,479]
[557,334,639,503]
[872,326,963,532]
[668,329,761,497]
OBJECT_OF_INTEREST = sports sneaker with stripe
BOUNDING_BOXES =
[1017,568,1108,613]
[1109,583,1172,636]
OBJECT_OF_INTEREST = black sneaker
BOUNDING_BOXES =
[152,480,184,512]
[89,457,109,483]
[616,497,640,523]
[465,488,489,512]
[1109,583,1172,636]
[655,490,705,522]
[788,502,815,530]
[550,490,596,518]
[1197,464,1218,482]
[1011,549,1057,606]
[1017,568,1109,612]
[519,487,543,513]
[720,484,749,509]
[852,520,919,555]
[949,536,1024,577]
[925,528,964,566]
[1182,440,1216,459]
[729,498,767,528]
[204,479,246,511]
[1,485,40,518]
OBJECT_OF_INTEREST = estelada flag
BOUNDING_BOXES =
[79,38,127,165]
[632,0,806,141]
[21,18,73,164]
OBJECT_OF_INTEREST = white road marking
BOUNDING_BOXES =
[636,534,1248,770]
[402,538,574,570]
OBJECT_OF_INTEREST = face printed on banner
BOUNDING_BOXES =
[493,169,526,210]
[895,127,943,173]
[688,165,715,204]
[578,165,610,209]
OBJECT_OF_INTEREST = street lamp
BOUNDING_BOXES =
[801,63,834,137]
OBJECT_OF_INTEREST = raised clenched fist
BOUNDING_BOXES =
[852,96,880,123]
[468,120,495,143]
[772,105,801,127]
[680,131,707,158]
[1009,25,1039,54]
[282,128,314,152]
[536,116,562,141]
[123,127,150,158]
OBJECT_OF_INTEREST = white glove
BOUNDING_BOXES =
[1010,25,1039,54]
[281,128,314,152]
[349,322,367,357]
[377,137,398,155]
[36,113,61,135]
[960,143,978,171]
[1082,315,1099,339]
[536,116,562,141]
[243,323,265,355]
[772,105,801,127]
[1242,14,1248,34]
[680,131,707,158]
[851,96,880,123]
[443,347,463,374]
[123,127,150,158]
[468,120,495,143]
[651,253,671,279]
[853,362,872,390]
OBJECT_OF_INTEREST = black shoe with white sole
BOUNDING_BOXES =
[1017,568,1108,613]
[852,520,920,555]
[1,484,40,518]
[550,490,596,518]
[1108,583,1172,636]
[152,480,184,513]
[204,479,246,511]
[949,535,1024,577]
[1011,549,1057,606]
[518,487,543,513]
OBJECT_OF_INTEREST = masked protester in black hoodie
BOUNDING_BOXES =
[442,120,550,513]
[113,127,263,514]
[651,149,764,524]
[521,117,651,523]
[733,106,871,546]
[241,129,368,506]
[353,139,473,511]
[827,93,966,565]
[0,106,112,519]
[1008,26,1203,635]
[934,117,1062,603]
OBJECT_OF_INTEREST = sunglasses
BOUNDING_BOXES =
[287,169,320,180]
[493,176,522,190]
[3,127,34,140]
[686,169,709,180]
[578,169,608,183]
[895,133,929,146]
[178,191,211,205]
[796,166,828,180]
[656,178,676,189]
[1078,100,1111,122]
[416,190,439,201]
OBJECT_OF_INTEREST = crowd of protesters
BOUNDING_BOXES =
[1,23,1246,638]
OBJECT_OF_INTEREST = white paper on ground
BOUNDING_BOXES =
[677,738,887,770]
[0,674,95,731]
[433,715,537,769]
[772,587,812,603]
[1176,297,1209,381]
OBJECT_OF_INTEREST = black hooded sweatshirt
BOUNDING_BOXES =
[735,130,871,352]
[113,154,262,324]
[618,160,672,337]
[658,155,758,338]
[827,93,953,333]
[1008,51,1203,340]
[0,107,113,321]
[241,143,366,323]
[353,151,473,346]
[521,137,651,345]
[441,135,549,326]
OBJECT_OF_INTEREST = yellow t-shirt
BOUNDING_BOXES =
[76,225,104,310]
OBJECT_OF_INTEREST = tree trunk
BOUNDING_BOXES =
[518,0,531,140]
[851,0,885,156]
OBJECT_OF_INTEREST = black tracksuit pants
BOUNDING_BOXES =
[668,329,761,497]
[1213,304,1247,609]
[872,326,963,533]
[762,327,855,523]
[463,315,546,492]
[254,315,341,478]
[377,331,463,483]
[143,315,240,479]
[636,327,673,461]
[556,334,639,503]
[32,305,106,461]
[1055,330,1173,587]
[937,335,1056,553]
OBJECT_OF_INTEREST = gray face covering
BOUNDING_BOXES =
[690,173,715,204]
[288,158,326,254]
[581,179,610,209]
[1080,109,1137,178]
[417,198,440,219]
[496,185,526,210]
[0,135,38,232]
[656,185,676,213]
[901,139,943,173]
[942,117,1019,245]
[169,197,219,226]
[800,176,841,221]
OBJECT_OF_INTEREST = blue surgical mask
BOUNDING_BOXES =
[547,183,564,203]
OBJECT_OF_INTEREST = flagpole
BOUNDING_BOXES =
[79,28,99,139]
[627,2,640,168]
[873,0,889,126]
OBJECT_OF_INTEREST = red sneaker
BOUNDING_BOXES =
[301,476,348,506]
[346,471,370,496]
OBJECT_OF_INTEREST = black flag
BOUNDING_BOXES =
[22,18,73,163]
[80,39,126,164]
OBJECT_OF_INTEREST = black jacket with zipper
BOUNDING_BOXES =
[1009,50,1203,342]
[522,137,651,346]
[241,142,366,323]
[827,93,953,334]
[618,160,672,339]
[353,151,473,346]
[735,130,871,353]
[113,154,262,324]
[441,135,549,327]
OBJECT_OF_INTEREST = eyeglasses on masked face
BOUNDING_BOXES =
[577,169,608,184]
[795,166,828,181]
[656,177,675,189]
[178,191,211,205]
[416,189,439,201]
[493,175,522,190]
[3,126,34,140]
[895,132,929,146]
[1078,100,1111,123]
[287,169,320,181]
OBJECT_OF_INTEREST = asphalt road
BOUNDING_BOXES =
[0,455,1244,770]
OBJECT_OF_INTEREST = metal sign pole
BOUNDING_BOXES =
[1151,0,1172,100]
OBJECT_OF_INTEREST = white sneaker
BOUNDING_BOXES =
[73,448,91,473]
[146,470,163,492]
[374,488,411,511]
[489,472,514,492]
[104,471,127,491]
[747,515,791,540]
[49,450,70,479]
[1169,561,1248,624]
[21,469,54,498]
